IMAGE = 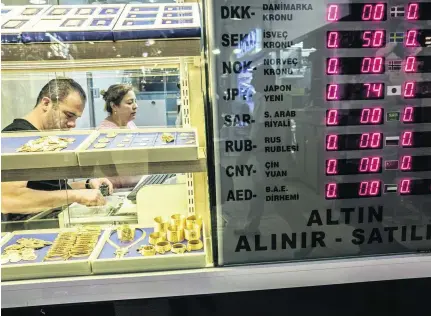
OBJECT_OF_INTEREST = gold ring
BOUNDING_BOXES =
[154,216,168,232]
[186,215,202,230]
[184,227,201,240]
[149,232,167,245]
[170,214,186,228]
[167,225,184,243]
[155,241,171,254]
[140,245,156,256]
[187,239,203,251]
[171,243,187,254]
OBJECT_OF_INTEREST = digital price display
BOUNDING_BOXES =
[326,133,383,151]
[327,3,387,22]
[325,181,382,199]
[406,2,431,21]
[404,29,431,47]
[404,56,431,73]
[403,81,431,99]
[326,157,382,175]
[400,131,431,148]
[326,108,384,126]
[326,57,385,75]
[326,83,384,100]
[326,30,386,48]
[400,155,431,172]
[399,179,431,195]
[402,106,431,123]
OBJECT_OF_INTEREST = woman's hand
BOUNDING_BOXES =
[89,178,114,195]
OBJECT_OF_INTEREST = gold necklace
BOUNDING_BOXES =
[106,228,146,258]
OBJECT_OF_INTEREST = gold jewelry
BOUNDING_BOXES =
[155,241,171,254]
[138,245,156,256]
[187,239,203,251]
[154,216,168,232]
[117,224,135,242]
[171,243,187,254]
[170,214,186,228]
[149,232,167,245]
[184,226,201,240]
[106,228,146,259]
[167,225,184,243]
[186,215,203,230]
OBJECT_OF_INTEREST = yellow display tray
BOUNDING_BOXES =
[76,128,199,166]
[90,225,207,275]
[1,130,94,170]
[0,228,104,281]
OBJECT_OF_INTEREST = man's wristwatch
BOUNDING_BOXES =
[85,179,91,189]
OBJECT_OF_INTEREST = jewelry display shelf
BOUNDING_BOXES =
[76,128,199,167]
[90,226,207,275]
[0,228,105,281]
[1,130,94,171]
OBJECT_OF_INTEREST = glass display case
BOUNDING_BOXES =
[206,0,431,266]
[1,2,212,281]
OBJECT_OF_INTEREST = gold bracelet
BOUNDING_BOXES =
[187,239,203,251]
[184,227,201,240]
[171,243,187,254]
[170,214,186,228]
[186,215,202,230]
[139,245,156,256]
[154,216,168,232]
[167,225,184,243]
[149,232,167,245]
[155,241,171,254]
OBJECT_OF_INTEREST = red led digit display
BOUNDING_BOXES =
[404,29,431,47]
[400,155,431,172]
[399,179,431,195]
[326,108,384,126]
[401,131,431,148]
[325,157,382,175]
[326,30,386,49]
[400,155,413,171]
[402,106,431,123]
[325,181,381,199]
[403,81,431,99]
[326,83,384,100]
[326,57,384,75]
[406,3,431,20]
[327,3,387,22]
[326,133,383,151]
[404,56,431,73]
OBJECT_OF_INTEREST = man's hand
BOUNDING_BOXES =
[74,189,106,207]
[89,178,114,195]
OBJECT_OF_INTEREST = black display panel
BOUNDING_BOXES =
[400,155,431,172]
[403,81,431,99]
[400,131,431,148]
[326,157,382,175]
[326,108,384,126]
[326,57,385,75]
[325,181,382,199]
[404,56,431,73]
[326,3,387,22]
[406,3,431,21]
[326,30,386,49]
[399,178,431,195]
[326,83,385,101]
[405,29,431,47]
[402,106,431,123]
[326,133,384,151]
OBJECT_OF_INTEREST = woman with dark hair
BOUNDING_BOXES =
[99,84,138,129]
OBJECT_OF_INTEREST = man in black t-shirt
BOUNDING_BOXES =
[2,78,113,221]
